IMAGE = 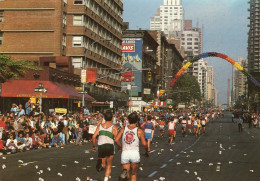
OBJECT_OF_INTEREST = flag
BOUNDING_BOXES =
[86,68,97,83]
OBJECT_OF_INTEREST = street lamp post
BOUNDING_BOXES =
[81,38,111,107]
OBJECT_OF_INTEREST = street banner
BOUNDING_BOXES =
[81,70,86,83]
[88,125,97,134]
[55,108,67,114]
[159,90,165,97]
[86,68,97,83]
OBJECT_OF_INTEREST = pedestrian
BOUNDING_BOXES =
[237,116,243,133]
[115,112,147,181]
[76,114,84,145]
[92,110,118,181]
[25,99,32,116]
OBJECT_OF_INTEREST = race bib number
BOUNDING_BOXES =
[144,129,152,133]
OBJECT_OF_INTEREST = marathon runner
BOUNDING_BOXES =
[115,112,147,181]
[201,116,207,133]
[92,110,118,181]
[158,118,166,137]
[193,117,198,136]
[187,116,192,134]
[141,115,154,157]
[167,117,176,145]
[181,117,187,137]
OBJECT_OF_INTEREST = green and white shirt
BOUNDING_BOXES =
[97,124,114,145]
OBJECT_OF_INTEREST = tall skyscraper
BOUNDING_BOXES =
[248,0,260,73]
[206,66,218,105]
[150,0,184,38]
[181,20,202,57]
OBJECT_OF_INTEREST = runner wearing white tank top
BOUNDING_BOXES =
[115,112,147,181]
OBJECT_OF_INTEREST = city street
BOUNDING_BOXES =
[0,112,259,181]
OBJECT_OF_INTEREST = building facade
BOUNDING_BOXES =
[0,0,123,93]
[248,0,260,73]
[206,65,218,106]
[122,30,158,111]
[150,0,184,38]
[233,58,248,103]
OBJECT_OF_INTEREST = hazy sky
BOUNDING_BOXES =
[122,0,249,105]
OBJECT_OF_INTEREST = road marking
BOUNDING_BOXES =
[148,171,158,177]
[219,151,222,155]
[148,134,204,178]
[216,166,220,171]
[160,164,167,168]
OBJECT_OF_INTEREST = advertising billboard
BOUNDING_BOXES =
[121,38,143,96]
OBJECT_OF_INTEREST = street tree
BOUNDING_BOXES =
[0,55,42,83]
[168,73,201,106]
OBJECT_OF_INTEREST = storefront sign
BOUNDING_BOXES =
[55,108,67,114]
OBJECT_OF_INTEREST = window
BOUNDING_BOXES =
[72,36,83,47]
[72,57,83,68]
[187,47,192,49]
[187,34,192,36]
[73,15,83,26]
[187,42,192,45]
[187,38,192,41]
[0,11,3,23]
[74,0,85,5]
[0,32,3,45]
[63,13,67,25]
[62,34,66,46]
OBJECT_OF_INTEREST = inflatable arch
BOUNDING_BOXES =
[169,52,260,88]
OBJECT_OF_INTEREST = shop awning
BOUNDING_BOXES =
[0,80,95,101]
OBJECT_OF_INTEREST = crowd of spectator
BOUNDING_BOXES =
[0,101,106,155]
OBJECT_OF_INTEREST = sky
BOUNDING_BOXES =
[122,0,249,105]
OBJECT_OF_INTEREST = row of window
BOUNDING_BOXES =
[72,57,121,80]
[0,11,3,23]
[72,15,121,49]
[182,42,199,45]
[74,0,122,22]
[71,36,120,64]
[182,38,199,41]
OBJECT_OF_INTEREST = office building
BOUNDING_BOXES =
[0,0,123,93]
[150,0,184,38]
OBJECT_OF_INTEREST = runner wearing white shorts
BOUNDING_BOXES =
[115,112,147,181]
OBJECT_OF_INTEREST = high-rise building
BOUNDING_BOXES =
[0,0,123,91]
[233,58,248,102]
[150,0,184,38]
[248,0,260,73]
[193,59,207,98]
[181,23,202,57]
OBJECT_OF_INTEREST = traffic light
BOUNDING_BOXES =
[148,72,152,81]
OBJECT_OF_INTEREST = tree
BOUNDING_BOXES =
[168,74,201,106]
[0,55,42,83]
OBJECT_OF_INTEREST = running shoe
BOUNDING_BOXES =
[119,169,128,181]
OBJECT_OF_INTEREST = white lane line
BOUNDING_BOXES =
[160,164,167,168]
[148,171,158,178]
[168,159,174,162]
[216,166,220,172]
[219,151,222,155]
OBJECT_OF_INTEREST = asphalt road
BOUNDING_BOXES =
[0,112,259,181]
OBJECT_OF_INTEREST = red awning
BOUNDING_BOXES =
[0,80,95,101]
